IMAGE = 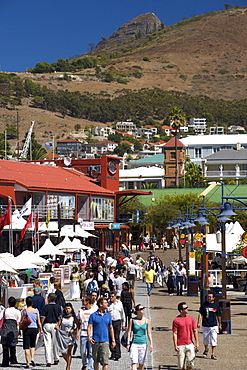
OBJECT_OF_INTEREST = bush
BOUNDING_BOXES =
[143,56,150,62]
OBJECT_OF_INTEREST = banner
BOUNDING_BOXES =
[17,198,32,219]
[0,200,11,235]
[19,212,33,243]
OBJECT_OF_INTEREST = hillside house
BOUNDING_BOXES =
[91,126,114,137]
[57,139,83,157]
[85,140,118,155]
[120,140,135,151]
[188,118,207,134]
[161,125,172,136]
[116,121,137,135]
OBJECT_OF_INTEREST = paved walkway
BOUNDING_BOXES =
[0,279,153,370]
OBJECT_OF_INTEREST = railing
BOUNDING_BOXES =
[195,269,247,287]
[0,204,75,220]
[206,170,247,177]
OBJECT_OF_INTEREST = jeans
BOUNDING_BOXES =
[146,282,153,295]
[80,336,93,370]
[176,276,183,296]
[43,323,59,364]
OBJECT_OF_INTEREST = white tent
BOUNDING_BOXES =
[17,250,48,266]
[56,236,74,250]
[38,221,59,232]
[232,256,247,264]
[206,221,245,253]
[58,238,88,251]
[35,239,65,256]
[60,225,97,238]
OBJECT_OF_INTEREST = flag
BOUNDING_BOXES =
[0,200,11,235]
[17,198,32,219]
[19,212,33,243]
[45,210,51,228]
[44,139,54,150]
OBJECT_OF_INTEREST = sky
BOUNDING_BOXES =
[0,0,246,72]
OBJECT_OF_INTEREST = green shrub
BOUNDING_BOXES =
[143,56,150,62]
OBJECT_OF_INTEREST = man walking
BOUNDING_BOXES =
[41,293,62,367]
[78,296,96,370]
[197,291,222,360]
[175,262,187,296]
[107,291,126,361]
[172,302,199,370]
[87,297,116,370]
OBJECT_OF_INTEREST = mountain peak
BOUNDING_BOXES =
[95,13,162,50]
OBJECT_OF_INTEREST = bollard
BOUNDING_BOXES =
[219,299,231,334]
[187,275,199,296]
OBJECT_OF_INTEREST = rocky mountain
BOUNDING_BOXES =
[95,13,162,50]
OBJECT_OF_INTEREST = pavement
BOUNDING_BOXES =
[1,248,247,369]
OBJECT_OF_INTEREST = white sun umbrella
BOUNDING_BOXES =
[74,225,97,238]
[0,258,18,273]
[35,238,65,256]
[60,226,76,237]
[58,238,87,251]
[0,255,39,270]
[3,209,27,230]
[38,221,59,232]
[17,250,48,266]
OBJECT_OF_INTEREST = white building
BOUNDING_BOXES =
[119,166,165,189]
[180,134,247,166]
[188,118,207,134]
[91,126,113,137]
[116,121,137,135]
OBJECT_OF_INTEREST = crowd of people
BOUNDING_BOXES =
[0,245,222,370]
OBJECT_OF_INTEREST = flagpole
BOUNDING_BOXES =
[8,197,13,255]
[53,136,55,160]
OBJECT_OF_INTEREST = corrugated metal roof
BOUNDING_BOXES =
[0,160,114,195]
[205,148,247,160]
[130,154,164,165]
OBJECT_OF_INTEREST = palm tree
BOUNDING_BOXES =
[167,107,187,187]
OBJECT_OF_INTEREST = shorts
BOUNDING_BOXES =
[202,326,218,347]
[177,343,195,369]
[130,343,147,365]
[23,328,39,349]
[92,342,109,365]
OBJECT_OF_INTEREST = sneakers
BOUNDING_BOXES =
[46,364,51,368]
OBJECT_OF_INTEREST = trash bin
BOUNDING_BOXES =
[187,276,199,296]
[219,299,231,334]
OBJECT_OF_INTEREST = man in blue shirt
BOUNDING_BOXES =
[32,287,45,313]
[87,297,116,370]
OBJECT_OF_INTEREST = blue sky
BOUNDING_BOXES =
[0,0,246,72]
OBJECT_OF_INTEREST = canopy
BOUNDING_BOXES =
[58,237,89,251]
[38,221,59,232]
[35,238,65,256]
[206,221,245,253]
[232,256,247,264]
[56,236,74,250]
[17,250,48,266]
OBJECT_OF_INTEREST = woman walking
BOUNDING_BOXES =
[54,282,66,309]
[70,267,80,301]
[20,296,43,368]
[127,304,153,370]
[55,303,79,370]
[121,282,136,327]
[1,296,21,367]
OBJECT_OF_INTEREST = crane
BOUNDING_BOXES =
[20,121,35,159]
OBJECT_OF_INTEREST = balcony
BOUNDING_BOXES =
[206,170,247,178]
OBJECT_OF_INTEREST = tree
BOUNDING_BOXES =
[183,160,205,187]
[30,62,54,73]
[108,132,123,144]
[167,106,187,187]
[113,143,132,156]
[23,132,47,160]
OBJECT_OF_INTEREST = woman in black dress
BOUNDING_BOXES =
[120,281,136,327]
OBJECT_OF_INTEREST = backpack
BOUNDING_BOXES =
[86,280,97,296]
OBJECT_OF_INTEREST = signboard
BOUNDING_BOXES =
[189,251,196,275]
[53,268,64,287]
[242,246,247,258]
[180,239,186,245]
[79,220,95,230]
[111,223,121,230]
[60,265,70,284]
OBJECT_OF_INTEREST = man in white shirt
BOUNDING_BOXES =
[107,291,126,361]
[175,263,187,296]
[78,296,96,370]
[113,272,126,298]
[127,258,137,289]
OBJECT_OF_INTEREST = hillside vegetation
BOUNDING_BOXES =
[1,7,247,143]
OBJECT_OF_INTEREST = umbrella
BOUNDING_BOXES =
[232,256,247,264]
[35,238,65,256]
[58,238,88,251]
[0,258,18,273]
[17,250,48,266]
[38,221,59,232]
[0,255,39,270]
[60,225,97,238]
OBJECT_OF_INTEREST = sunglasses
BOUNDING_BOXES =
[136,307,145,311]
[182,306,188,310]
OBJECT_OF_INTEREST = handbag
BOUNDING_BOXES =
[121,329,129,348]
[35,332,44,350]
[20,309,31,331]
[0,309,5,331]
